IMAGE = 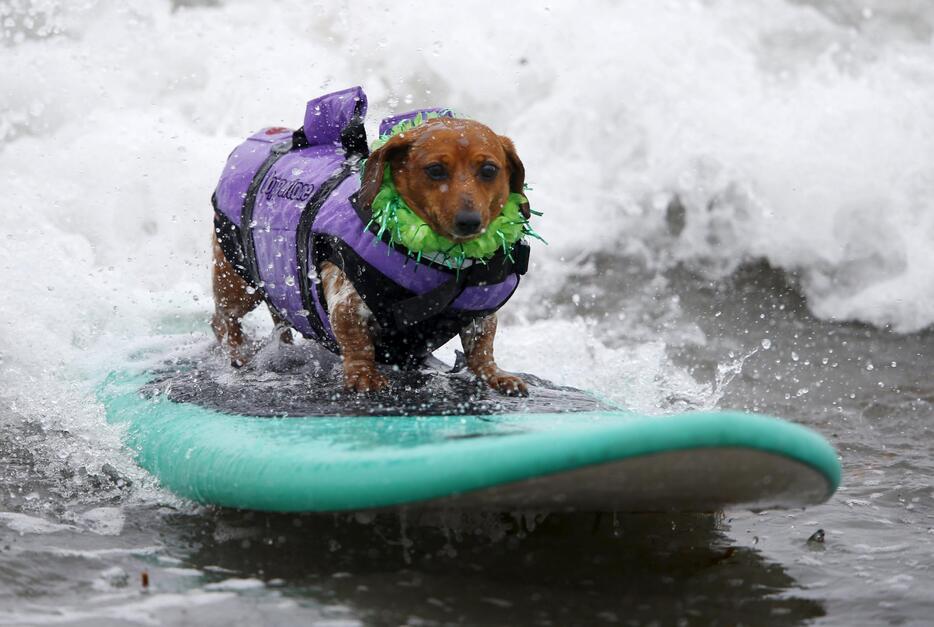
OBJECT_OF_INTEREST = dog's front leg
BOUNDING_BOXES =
[460,314,528,397]
[321,262,388,393]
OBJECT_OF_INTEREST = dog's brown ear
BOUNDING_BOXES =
[499,135,525,194]
[499,135,529,218]
[358,132,413,210]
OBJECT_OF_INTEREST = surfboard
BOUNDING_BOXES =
[99,358,840,513]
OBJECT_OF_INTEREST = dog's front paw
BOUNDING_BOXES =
[484,370,529,397]
[229,345,252,369]
[344,366,389,393]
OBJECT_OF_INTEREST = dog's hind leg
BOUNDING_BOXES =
[321,261,388,392]
[211,233,263,367]
[268,305,294,345]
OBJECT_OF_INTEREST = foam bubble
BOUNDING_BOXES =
[0,512,74,535]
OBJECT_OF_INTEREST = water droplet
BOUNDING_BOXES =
[284,275,295,287]
[760,338,772,350]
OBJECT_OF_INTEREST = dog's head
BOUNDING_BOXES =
[359,118,525,241]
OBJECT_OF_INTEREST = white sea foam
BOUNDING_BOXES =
[0,0,931,502]
[435,319,713,413]
[74,506,126,536]
[0,512,74,535]
[0,591,235,626]
[203,577,266,592]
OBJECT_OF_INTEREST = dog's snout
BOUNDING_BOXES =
[453,210,483,237]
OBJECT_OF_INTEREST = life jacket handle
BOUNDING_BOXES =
[291,98,369,159]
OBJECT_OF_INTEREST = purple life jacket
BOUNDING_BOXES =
[212,86,529,366]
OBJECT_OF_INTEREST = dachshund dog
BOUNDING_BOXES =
[211,117,528,396]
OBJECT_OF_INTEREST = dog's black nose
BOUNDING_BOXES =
[453,210,483,236]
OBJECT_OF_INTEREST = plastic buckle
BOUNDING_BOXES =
[340,115,369,158]
[514,240,530,275]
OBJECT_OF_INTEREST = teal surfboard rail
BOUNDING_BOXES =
[100,371,841,513]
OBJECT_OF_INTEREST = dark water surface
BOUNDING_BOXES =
[2,263,931,626]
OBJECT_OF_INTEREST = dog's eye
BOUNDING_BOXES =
[424,164,448,181]
[478,163,499,181]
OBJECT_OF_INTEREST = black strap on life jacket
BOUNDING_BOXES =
[239,139,294,288]
[340,104,369,159]
[321,235,515,366]
[321,226,525,333]
[294,161,358,350]
[388,241,528,328]
[212,194,255,288]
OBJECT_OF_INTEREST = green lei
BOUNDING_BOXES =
[363,112,544,270]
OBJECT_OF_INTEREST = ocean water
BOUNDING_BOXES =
[1,0,933,624]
